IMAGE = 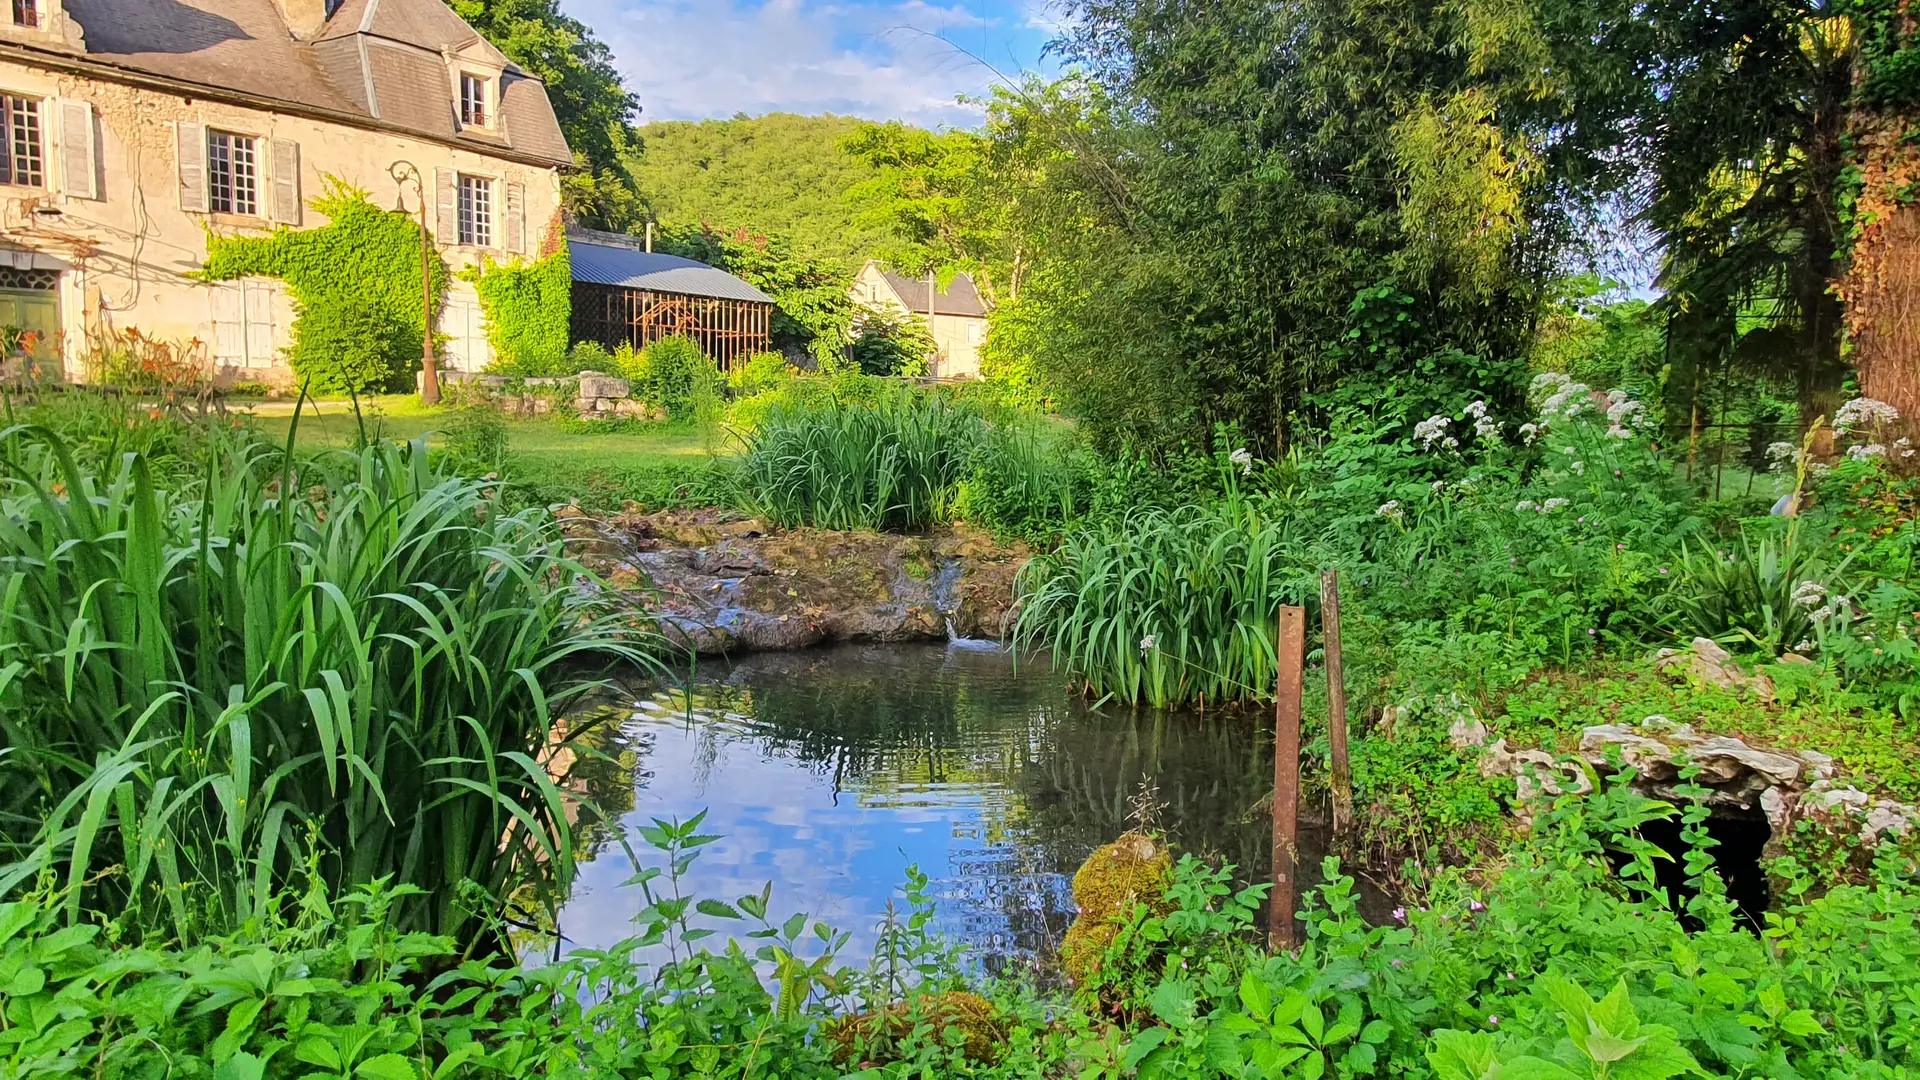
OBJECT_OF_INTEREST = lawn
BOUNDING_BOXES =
[246,395,736,508]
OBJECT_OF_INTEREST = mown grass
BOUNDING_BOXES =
[0,421,660,946]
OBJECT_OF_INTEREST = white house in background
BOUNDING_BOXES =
[0,0,572,385]
[852,260,991,378]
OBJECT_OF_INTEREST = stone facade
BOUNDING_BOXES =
[0,0,569,387]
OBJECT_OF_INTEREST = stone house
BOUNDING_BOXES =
[852,260,990,379]
[0,0,571,385]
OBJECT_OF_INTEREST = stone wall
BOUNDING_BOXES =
[435,370,665,422]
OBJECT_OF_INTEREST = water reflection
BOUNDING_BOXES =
[556,644,1297,971]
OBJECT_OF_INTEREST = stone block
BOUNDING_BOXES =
[578,375,631,400]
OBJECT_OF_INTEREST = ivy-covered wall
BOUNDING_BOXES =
[464,240,572,377]
[202,179,447,394]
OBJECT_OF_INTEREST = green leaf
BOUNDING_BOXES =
[1494,1058,1583,1080]
[1123,1027,1168,1071]
[1609,1034,1705,1080]
[1360,1019,1392,1044]
[357,1053,420,1080]
[1779,1010,1825,1038]
[1240,971,1273,1021]
[1150,976,1198,1027]
[214,1053,267,1080]
[297,1037,343,1070]
[1300,1001,1325,1044]
[1756,984,1786,1020]
[1426,1029,1496,1080]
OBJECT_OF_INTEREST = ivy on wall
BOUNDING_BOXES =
[202,179,446,394]
[464,240,573,378]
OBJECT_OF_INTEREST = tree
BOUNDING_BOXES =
[657,225,856,366]
[1640,0,1854,437]
[448,0,644,230]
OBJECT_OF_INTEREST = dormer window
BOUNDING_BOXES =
[11,0,40,28]
[459,72,489,128]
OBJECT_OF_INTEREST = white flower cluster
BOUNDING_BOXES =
[1847,442,1887,461]
[1605,389,1647,439]
[1766,441,1800,473]
[1518,422,1540,445]
[1515,497,1570,513]
[1834,397,1900,435]
[1900,437,1915,459]
[1529,372,1593,423]
[1790,580,1827,609]
[1414,415,1458,451]
[1376,500,1405,521]
[1229,447,1254,475]
[1807,593,1851,624]
[1541,497,1569,512]
[1431,479,1448,494]
[1466,400,1501,443]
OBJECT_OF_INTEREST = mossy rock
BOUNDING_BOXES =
[823,991,1006,1066]
[1060,831,1171,986]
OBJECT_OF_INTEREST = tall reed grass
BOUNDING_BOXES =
[738,394,986,531]
[0,423,655,946]
[1013,501,1319,708]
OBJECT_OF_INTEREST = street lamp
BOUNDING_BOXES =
[388,160,440,405]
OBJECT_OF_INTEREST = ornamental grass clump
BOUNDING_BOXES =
[739,392,987,531]
[0,423,656,948]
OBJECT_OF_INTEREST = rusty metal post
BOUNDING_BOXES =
[1271,605,1306,951]
[1321,571,1354,836]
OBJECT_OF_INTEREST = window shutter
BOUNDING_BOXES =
[244,281,276,367]
[209,282,243,366]
[435,167,456,242]
[505,182,525,255]
[58,99,96,199]
[0,99,13,186]
[176,121,207,212]
[269,139,301,225]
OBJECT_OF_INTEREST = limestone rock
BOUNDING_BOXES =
[577,374,630,400]
[1655,637,1774,701]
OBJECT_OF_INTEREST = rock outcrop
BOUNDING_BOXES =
[1462,707,1913,851]
[567,507,1028,654]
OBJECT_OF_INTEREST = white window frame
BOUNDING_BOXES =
[0,92,43,188]
[458,71,491,129]
[206,128,260,216]
[457,173,493,247]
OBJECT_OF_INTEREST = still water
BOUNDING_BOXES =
[554,643,1305,971]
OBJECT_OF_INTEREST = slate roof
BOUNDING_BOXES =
[38,0,571,168]
[877,265,990,318]
[570,231,775,305]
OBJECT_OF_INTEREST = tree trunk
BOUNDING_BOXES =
[1839,17,1920,426]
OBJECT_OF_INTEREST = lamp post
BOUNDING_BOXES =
[388,160,440,405]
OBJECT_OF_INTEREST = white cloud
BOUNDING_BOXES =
[562,0,1019,128]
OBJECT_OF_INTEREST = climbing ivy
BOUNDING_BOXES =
[202,179,446,394]
[1850,0,1920,110]
[466,242,573,377]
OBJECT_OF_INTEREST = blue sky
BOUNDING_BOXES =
[559,0,1066,129]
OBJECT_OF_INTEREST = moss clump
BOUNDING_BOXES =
[823,991,1005,1066]
[1059,831,1171,987]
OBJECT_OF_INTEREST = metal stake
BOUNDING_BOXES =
[1321,571,1354,836]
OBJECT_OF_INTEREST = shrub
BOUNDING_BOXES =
[850,307,935,376]
[0,427,657,947]
[739,392,986,531]
[952,420,1087,542]
[569,338,615,373]
[731,350,796,396]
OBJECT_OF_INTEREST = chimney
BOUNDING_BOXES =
[276,0,331,39]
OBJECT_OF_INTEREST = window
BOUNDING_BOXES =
[966,320,985,345]
[10,0,39,28]
[0,95,42,187]
[206,129,258,215]
[457,174,492,246]
[459,73,488,127]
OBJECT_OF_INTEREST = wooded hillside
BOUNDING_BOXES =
[628,114,895,269]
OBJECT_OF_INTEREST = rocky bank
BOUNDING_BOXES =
[561,506,1030,654]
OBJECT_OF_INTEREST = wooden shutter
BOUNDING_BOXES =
[435,167,456,241]
[209,282,243,366]
[244,281,276,367]
[504,182,525,255]
[176,121,207,212]
[58,99,96,199]
[268,138,301,225]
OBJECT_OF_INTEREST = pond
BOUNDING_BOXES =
[553,642,1354,973]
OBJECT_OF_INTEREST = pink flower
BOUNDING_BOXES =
[1392,907,1408,922]
[1488,1015,1501,1026]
